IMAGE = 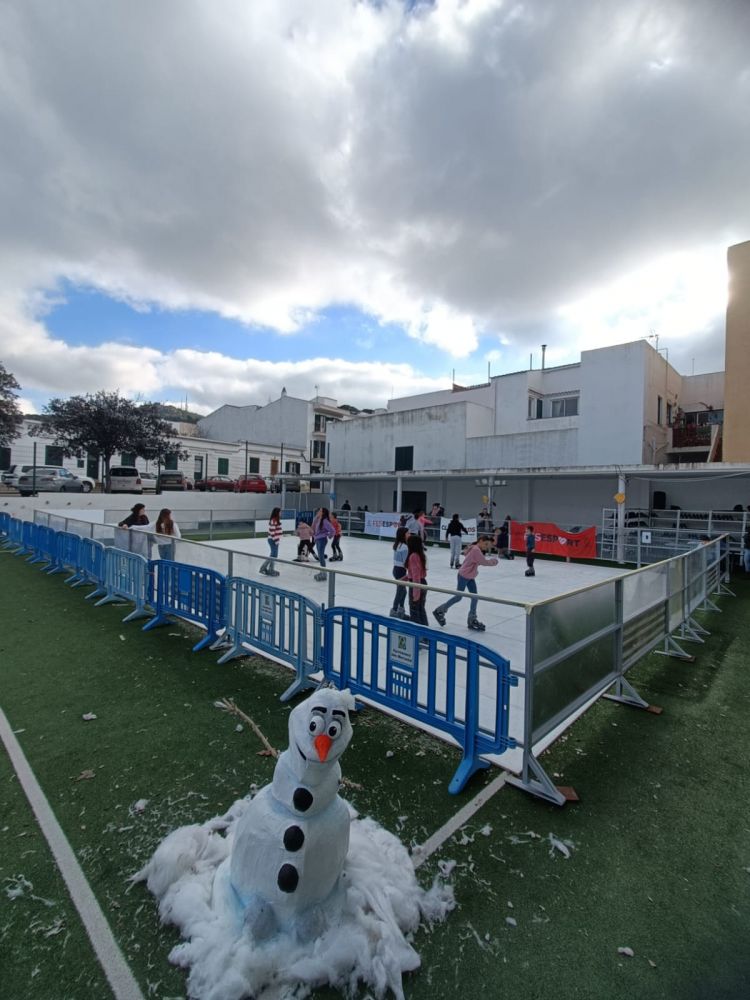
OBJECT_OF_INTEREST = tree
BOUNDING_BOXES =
[34,391,188,490]
[0,363,23,448]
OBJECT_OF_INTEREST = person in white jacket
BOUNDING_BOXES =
[154,507,181,560]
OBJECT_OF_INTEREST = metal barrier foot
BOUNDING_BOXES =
[448,754,491,795]
[603,676,650,710]
[280,675,318,702]
[192,631,221,653]
[142,612,171,632]
[505,753,567,807]
[122,606,152,623]
[654,634,696,662]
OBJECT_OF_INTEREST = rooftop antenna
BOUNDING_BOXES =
[529,352,533,370]
[541,344,547,370]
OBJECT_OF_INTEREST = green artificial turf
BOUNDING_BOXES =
[0,547,749,1000]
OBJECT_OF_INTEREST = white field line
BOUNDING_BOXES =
[0,707,145,1000]
[411,771,508,869]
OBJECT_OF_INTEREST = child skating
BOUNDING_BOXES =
[524,524,536,576]
[432,535,498,631]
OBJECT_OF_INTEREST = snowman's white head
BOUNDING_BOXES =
[289,688,355,769]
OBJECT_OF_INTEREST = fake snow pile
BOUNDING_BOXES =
[134,689,454,1000]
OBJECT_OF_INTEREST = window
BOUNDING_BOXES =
[285,461,300,474]
[120,452,135,466]
[77,458,84,468]
[528,396,543,419]
[45,446,64,466]
[657,396,663,425]
[0,447,11,470]
[394,446,413,471]
[247,457,259,474]
[217,458,229,475]
[666,402,673,426]
[314,414,327,433]
[312,440,326,460]
[550,396,579,418]
[164,454,178,471]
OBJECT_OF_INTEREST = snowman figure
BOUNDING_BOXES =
[227,687,356,942]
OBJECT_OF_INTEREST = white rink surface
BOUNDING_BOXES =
[196,533,630,776]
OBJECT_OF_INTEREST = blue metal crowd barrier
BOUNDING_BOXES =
[28,525,56,567]
[19,520,39,558]
[94,548,151,622]
[322,607,518,794]
[143,560,226,652]
[71,538,108,599]
[3,517,23,550]
[48,531,81,580]
[0,511,10,541]
[218,576,323,700]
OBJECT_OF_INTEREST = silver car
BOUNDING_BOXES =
[17,466,93,496]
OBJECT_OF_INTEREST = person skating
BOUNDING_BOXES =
[294,519,315,561]
[330,512,343,561]
[259,507,282,576]
[445,513,468,568]
[524,524,536,576]
[312,507,335,581]
[404,534,429,628]
[389,526,410,618]
[432,535,498,631]
[494,515,514,559]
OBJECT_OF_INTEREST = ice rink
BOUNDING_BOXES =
[203,531,629,670]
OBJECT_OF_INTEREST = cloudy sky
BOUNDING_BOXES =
[1,0,748,415]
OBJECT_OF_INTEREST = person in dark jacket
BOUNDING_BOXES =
[118,503,148,528]
[524,524,536,577]
[445,513,468,568]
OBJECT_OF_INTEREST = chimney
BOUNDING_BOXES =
[541,344,547,370]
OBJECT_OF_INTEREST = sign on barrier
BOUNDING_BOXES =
[218,576,322,700]
[143,560,226,652]
[95,548,151,622]
[322,607,517,794]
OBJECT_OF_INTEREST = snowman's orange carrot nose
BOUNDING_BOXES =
[314,733,333,762]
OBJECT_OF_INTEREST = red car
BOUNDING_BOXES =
[234,475,268,494]
[195,474,237,492]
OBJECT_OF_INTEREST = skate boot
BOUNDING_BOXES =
[267,570,280,577]
[314,571,327,582]
[525,568,535,577]
[467,617,486,631]
[432,608,446,627]
[259,565,269,575]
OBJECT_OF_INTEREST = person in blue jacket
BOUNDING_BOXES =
[525,524,536,577]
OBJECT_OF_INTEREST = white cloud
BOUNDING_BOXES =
[0,0,747,399]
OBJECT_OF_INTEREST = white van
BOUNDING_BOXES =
[108,466,143,494]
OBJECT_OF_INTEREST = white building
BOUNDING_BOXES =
[197,390,349,483]
[328,340,725,475]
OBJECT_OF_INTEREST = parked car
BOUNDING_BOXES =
[108,466,143,494]
[139,471,157,492]
[195,474,237,492]
[17,466,93,496]
[157,471,193,491]
[267,477,301,493]
[234,474,268,494]
[3,464,94,491]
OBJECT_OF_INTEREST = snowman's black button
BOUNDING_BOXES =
[277,864,299,893]
[293,787,313,812]
[283,825,305,851]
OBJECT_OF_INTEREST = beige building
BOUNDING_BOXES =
[723,239,750,461]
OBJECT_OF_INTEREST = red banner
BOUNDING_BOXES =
[509,521,597,559]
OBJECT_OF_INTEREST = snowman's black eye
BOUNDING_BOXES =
[309,717,324,734]
[327,721,341,739]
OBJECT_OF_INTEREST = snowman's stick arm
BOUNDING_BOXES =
[215,698,279,758]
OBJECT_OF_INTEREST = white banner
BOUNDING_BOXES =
[365,512,480,541]
[439,516,478,541]
[364,511,402,538]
